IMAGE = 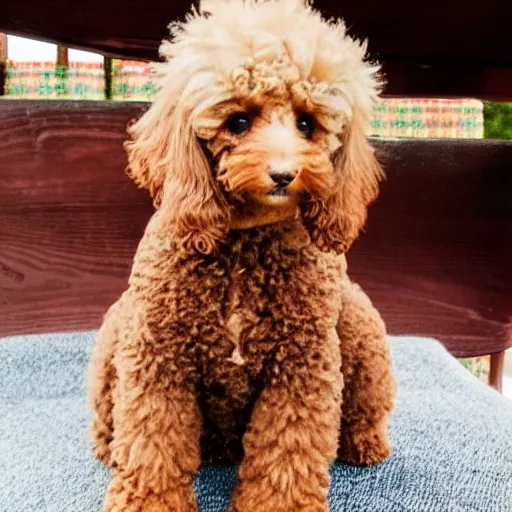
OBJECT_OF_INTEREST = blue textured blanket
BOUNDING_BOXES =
[1,332,511,511]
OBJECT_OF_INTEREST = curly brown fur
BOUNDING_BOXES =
[88,1,395,510]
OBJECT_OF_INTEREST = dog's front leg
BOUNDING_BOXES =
[230,331,342,512]
[103,331,201,512]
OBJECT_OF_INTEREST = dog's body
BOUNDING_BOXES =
[88,1,396,510]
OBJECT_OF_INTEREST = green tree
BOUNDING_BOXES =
[484,102,512,139]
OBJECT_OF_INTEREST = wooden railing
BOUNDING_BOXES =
[1,100,510,390]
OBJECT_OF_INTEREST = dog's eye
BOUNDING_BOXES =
[227,113,251,135]
[297,113,314,139]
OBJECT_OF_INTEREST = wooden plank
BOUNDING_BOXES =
[352,138,512,357]
[0,101,152,335]
[0,100,511,358]
[1,0,511,99]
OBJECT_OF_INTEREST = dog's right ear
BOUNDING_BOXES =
[125,102,174,209]
[124,79,230,254]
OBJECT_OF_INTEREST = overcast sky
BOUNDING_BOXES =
[7,35,103,62]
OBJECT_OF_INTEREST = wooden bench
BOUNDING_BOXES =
[0,0,511,389]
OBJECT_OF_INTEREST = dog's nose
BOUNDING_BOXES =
[269,172,295,188]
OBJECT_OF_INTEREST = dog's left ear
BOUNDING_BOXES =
[304,110,384,254]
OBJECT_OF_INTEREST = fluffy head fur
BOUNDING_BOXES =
[126,0,383,254]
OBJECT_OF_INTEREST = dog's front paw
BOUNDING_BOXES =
[229,483,329,512]
[230,501,328,512]
[337,421,391,466]
[103,476,198,512]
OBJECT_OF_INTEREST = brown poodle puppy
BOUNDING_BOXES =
[88,1,396,510]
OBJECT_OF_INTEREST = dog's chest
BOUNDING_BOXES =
[219,244,343,376]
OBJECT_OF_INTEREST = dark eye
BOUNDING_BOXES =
[227,113,251,135]
[297,113,314,139]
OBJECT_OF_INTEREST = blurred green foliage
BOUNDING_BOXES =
[460,358,482,377]
[484,102,512,139]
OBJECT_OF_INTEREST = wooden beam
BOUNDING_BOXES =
[1,0,510,65]
[0,100,511,359]
[0,0,511,99]
[381,62,512,102]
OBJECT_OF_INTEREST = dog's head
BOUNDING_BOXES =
[126,0,383,254]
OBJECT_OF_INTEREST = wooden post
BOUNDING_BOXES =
[489,351,505,393]
[56,46,69,67]
[55,46,69,97]
[0,33,7,96]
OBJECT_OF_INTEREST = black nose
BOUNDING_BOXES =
[269,172,295,188]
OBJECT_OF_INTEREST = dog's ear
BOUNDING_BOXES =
[304,110,383,254]
[125,97,229,255]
